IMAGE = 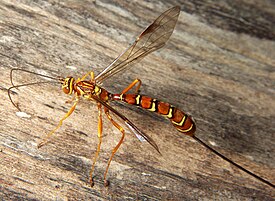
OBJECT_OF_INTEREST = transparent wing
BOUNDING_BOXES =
[90,94,160,153]
[95,6,180,84]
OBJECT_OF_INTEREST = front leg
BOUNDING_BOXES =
[37,94,79,148]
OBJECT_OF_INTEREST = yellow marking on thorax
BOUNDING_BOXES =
[94,85,101,96]
[172,115,186,126]
[83,94,92,99]
[83,82,94,87]
[78,87,87,96]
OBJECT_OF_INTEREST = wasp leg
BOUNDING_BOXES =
[103,107,125,187]
[89,103,103,187]
[121,79,142,95]
[37,95,79,148]
[80,70,95,81]
[65,95,76,104]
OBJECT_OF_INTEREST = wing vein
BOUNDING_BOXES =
[95,6,180,84]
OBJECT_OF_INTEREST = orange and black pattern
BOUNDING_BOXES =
[112,94,196,136]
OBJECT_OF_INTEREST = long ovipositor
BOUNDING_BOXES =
[112,93,196,136]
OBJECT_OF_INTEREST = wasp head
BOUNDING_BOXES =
[61,77,75,94]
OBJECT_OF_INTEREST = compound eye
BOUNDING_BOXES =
[62,86,70,94]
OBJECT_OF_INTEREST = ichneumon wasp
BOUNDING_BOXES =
[8,6,274,188]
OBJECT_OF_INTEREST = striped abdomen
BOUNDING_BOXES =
[112,94,196,136]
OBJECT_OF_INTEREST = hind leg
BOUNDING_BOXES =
[89,103,103,187]
[121,79,142,95]
[103,107,125,186]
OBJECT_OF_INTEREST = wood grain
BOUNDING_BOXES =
[0,0,274,200]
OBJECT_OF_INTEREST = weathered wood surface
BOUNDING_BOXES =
[0,0,274,200]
